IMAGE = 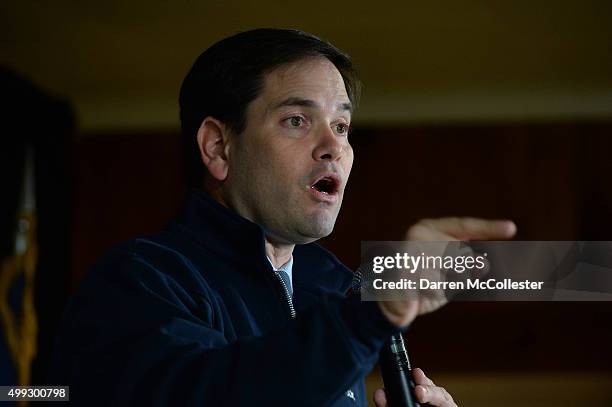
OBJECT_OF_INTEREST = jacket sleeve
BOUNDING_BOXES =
[51,251,398,406]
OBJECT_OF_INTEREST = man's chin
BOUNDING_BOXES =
[295,221,336,244]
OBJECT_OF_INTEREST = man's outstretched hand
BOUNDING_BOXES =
[373,218,515,406]
[377,217,517,328]
[373,368,456,407]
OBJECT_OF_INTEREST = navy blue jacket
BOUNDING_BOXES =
[50,189,397,406]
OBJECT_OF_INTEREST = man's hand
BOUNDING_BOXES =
[377,217,516,328]
[373,219,513,405]
[373,368,457,407]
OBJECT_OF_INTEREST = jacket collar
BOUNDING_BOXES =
[170,188,353,293]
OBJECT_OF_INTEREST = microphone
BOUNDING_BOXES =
[351,269,421,407]
[379,333,421,407]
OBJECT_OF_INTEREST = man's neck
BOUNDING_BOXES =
[204,185,296,267]
[265,237,294,269]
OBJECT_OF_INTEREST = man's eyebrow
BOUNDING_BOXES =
[270,97,353,114]
[340,102,352,113]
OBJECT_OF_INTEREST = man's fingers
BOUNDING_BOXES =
[435,217,516,240]
[407,217,516,241]
[413,367,434,385]
[373,388,387,407]
[376,378,457,407]
[413,368,458,406]
[415,384,457,407]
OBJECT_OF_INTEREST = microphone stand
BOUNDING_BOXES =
[379,332,421,407]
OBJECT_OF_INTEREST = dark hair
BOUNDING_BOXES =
[179,28,361,187]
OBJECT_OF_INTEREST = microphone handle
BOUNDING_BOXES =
[379,332,421,407]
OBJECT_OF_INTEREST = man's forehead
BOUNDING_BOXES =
[270,96,352,114]
[259,58,351,113]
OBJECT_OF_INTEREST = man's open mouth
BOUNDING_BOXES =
[311,176,340,195]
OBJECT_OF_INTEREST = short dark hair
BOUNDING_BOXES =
[179,28,361,187]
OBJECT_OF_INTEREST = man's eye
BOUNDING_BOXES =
[335,123,350,135]
[288,116,304,127]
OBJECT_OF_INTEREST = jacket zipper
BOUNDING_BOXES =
[273,271,296,319]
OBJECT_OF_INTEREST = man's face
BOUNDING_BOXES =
[224,57,354,244]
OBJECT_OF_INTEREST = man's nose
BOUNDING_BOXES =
[312,125,344,162]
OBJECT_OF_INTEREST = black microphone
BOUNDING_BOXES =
[351,269,421,407]
[379,333,421,407]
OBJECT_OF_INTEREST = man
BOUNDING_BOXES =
[50,29,515,406]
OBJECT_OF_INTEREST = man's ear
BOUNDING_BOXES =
[196,117,232,181]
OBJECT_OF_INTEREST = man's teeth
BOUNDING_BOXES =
[312,178,336,194]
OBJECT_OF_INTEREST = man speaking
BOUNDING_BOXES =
[50,29,515,406]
